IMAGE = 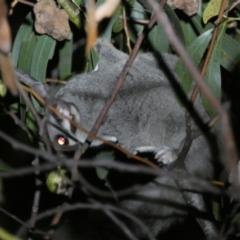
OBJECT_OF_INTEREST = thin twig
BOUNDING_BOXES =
[224,0,240,15]
[215,0,229,25]
[119,16,149,24]
[43,202,69,240]
[123,7,132,53]
[28,156,42,240]
[207,114,219,128]
[45,79,67,84]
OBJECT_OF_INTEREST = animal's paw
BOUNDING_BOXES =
[134,146,178,166]
[91,135,118,147]
[155,147,178,165]
[134,146,157,155]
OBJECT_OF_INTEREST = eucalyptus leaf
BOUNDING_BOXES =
[12,12,34,66]
[85,47,99,72]
[220,33,240,71]
[17,31,38,123]
[130,0,145,34]
[17,33,37,73]
[0,227,22,240]
[0,159,11,171]
[180,19,198,46]
[203,0,224,24]
[9,103,18,112]
[175,29,213,93]
[30,34,56,82]
[191,14,213,35]
[212,201,221,221]
[112,5,124,33]
[71,0,83,8]
[95,151,114,180]
[0,80,7,97]
[148,22,169,53]
[58,0,81,27]
[26,109,38,142]
[28,34,56,115]
[59,33,73,79]
[201,24,226,117]
[164,4,185,46]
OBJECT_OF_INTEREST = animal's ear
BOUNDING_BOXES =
[16,69,49,99]
[48,99,80,123]
[94,38,127,70]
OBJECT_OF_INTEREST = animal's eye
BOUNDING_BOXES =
[56,135,69,146]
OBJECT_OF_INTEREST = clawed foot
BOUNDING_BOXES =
[155,147,178,165]
[91,135,118,147]
[134,146,178,165]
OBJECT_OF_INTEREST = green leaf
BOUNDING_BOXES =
[25,110,38,142]
[17,33,37,72]
[11,12,34,66]
[148,22,169,53]
[0,80,7,97]
[59,33,73,79]
[191,14,214,35]
[180,18,198,46]
[201,24,226,117]
[203,0,223,24]
[58,0,81,28]
[164,4,185,46]
[212,200,221,221]
[130,0,145,34]
[30,34,56,82]
[0,159,11,171]
[220,33,240,71]
[0,227,22,240]
[85,47,99,72]
[112,5,124,33]
[71,0,83,8]
[96,167,109,180]
[28,34,56,115]
[95,151,114,180]
[9,103,18,112]
[175,29,213,93]
[17,32,38,122]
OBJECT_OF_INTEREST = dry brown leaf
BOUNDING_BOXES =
[167,0,199,16]
[34,0,70,41]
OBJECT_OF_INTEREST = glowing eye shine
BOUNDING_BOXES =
[57,136,68,145]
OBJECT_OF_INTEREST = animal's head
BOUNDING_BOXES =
[46,99,88,151]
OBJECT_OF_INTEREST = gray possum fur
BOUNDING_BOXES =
[44,38,217,239]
